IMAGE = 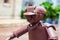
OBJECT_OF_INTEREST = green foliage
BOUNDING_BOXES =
[20,9,26,19]
[40,2,60,21]
[55,6,60,14]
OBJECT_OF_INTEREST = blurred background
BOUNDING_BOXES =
[0,0,60,40]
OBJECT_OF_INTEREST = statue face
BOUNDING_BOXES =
[25,13,44,24]
[24,6,46,24]
[25,15,36,24]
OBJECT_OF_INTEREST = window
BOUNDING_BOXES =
[4,0,9,3]
[3,0,10,7]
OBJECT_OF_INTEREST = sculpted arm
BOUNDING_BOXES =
[6,26,28,40]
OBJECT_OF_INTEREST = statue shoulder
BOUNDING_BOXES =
[42,23,56,31]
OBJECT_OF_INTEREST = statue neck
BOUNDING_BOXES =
[29,22,42,27]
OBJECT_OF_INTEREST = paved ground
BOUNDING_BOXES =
[0,27,28,40]
[0,19,60,40]
[0,19,29,40]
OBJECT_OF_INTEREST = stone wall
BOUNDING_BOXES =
[0,0,22,19]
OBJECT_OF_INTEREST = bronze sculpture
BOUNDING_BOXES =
[6,6,58,40]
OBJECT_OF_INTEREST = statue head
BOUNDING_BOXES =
[24,6,46,24]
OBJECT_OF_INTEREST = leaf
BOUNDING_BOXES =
[40,1,59,21]
[20,9,26,19]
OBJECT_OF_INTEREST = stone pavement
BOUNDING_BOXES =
[0,19,29,40]
[0,19,60,40]
[0,27,28,40]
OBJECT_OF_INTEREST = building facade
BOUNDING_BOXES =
[0,0,22,19]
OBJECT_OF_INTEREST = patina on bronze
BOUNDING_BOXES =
[7,6,58,40]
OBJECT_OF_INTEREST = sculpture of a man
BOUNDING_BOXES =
[6,6,58,40]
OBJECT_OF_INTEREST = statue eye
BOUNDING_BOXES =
[30,16,33,18]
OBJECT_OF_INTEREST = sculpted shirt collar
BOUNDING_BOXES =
[28,22,42,30]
